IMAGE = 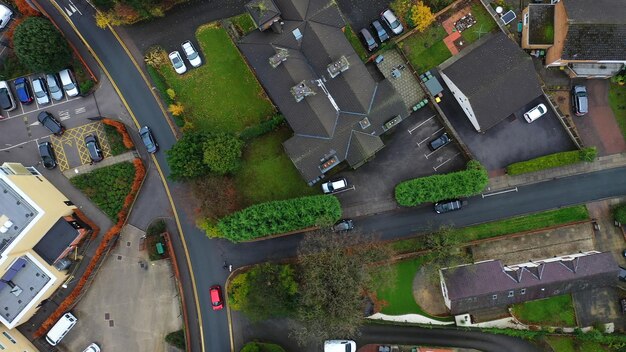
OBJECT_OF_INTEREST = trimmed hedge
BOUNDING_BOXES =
[395,160,488,206]
[506,147,597,176]
[615,204,626,224]
[241,342,286,352]
[239,114,285,141]
[215,195,341,242]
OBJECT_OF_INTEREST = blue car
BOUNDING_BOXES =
[14,77,33,105]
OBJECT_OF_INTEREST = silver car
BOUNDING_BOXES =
[181,40,202,68]
[169,51,187,74]
[46,73,64,101]
[32,77,50,105]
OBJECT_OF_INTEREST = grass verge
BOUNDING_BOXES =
[609,83,626,141]
[545,336,610,352]
[343,24,369,62]
[103,124,129,156]
[399,24,451,74]
[511,294,576,326]
[461,3,498,45]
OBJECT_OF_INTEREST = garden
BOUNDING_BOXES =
[609,79,626,140]
[511,294,577,326]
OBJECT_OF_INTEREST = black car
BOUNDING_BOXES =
[359,28,378,52]
[139,126,158,153]
[85,134,103,162]
[428,132,451,151]
[37,111,64,136]
[434,199,463,214]
[38,142,57,169]
[621,298,626,314]
[619,266,626,282]
[333,219,354,232]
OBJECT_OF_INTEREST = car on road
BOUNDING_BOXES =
[324,340,356,352]
[85,134,103,162]
[333,219,354,232]
[169,51,187,74]
[434,199,463,214]
[371,20,389,42]
[82,343,101,352]
[0,5,12,30]
[523,103,547,123]
[32,77,50,105]
[321,177,349,194]
[14,77,34,104]
[381,9,403,35]
[59,68,79,97]
[46,73,64,101]
[359,28,378,52]
[0,80,16,112]
[37,111,64,136]
[181,40,202,68]
[139,126,158,153]
[38,142,57,169]
[209,285,224,311]
[428,132,451,151]
[571,84,588,116]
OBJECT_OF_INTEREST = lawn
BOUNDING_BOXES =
[511,294,576,326]
[235,126,318,206]
[545,336,610,352]
[400,24,451,74]
[159,25,275,134]
[609,83,626,141]
[231,13,256,36]
[461,3,499,45]
[343,24,369,62]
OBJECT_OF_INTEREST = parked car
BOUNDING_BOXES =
[371,20,389,42]
[321,177,349,194]
[324,340,357,352]
[46,73,64,101]
[0,80,16,112]
[58,69,79,97]
[524,103,547,123]
[359,28,378,52]
[14,77,34,104]
[37,111,64,136]
[85,134,103,162]
[571,84,588,116]
[139,126,158,153]
[0,4,12,30]
[209,285,224,311]
[169,51,187,74]
[38,142,57,169]
[434,199,463,214]
[381,9,403,35]
[619,266,626,282]
[428,132,451,151]
[623,249,626,258]
[32,77,50,105]
[82,343,101,352]
[333,219,354,232]
[181,40,202,68]
[621,298,626,314]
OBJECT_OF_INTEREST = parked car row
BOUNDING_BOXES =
[360,8,404,52]
[169,40,203,74]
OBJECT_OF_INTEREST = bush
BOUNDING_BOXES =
[239,114,285,141]
[165,329,185,350]
[506,147,597,175]
[146,65,185,127]
[103,124,128,156]
[203,133,244,175]
[240,342,286,352]
[214,195,342,242]
[13,17,72,73]
[395,160,488,206]
[147,219,167,236]
[166,132,211,180]
[615,205,626,224]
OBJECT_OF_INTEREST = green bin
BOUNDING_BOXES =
[156,242,165,255]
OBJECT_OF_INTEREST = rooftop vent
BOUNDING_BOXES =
[269,47,289,68]
[327,56,350,78]
[292,28,302,41]
[291,81,315,102]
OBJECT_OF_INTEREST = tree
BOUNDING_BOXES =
[291,231,395,346]
[422,226,471,283]
[229,263,299,322]
[410,2,436,32]
[168,102,185,116]
[13,17,72,73]
[166,132,211,180]
[203,133,244,175]
[390,0,412,26]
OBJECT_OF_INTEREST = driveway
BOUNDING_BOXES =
[572,287,625,329]
[336,0,393,32]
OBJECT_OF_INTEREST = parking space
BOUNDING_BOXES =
[52,121,113,171]
[335,0,392,32]
[573,287,625,328]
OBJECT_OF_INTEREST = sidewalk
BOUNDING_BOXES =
[62,150,139,179]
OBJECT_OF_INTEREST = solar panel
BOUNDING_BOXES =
[501,10,517,25]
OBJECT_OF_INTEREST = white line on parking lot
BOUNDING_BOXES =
[408,115,436,134]
[4,95,82,121]
[482,187,518,198]
[75,107,86,114]
[416,127,445,148]
[0,139,39,152]
[58,109,70,121]
[433,152,461,171]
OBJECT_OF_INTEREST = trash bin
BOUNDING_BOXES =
[156,242,164,255]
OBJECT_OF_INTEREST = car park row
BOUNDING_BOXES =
[169,40,203,74]
[360,8,404,52]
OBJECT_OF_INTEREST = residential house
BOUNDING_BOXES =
[439,251,618,315]
[0,325,38,351]
[245,0,282,32]
[239,0,406,185]
[439,32,543,133]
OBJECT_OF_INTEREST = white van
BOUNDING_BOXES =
[46,312,77,346]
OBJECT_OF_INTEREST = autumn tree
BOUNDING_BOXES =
[423,225,471,283]
[411,1,436,32]
[168,102,185,116]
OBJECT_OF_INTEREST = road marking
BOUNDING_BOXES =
[68,0,82,15]
[0,139,34,151]
[75,107,86,114]
[5,95,83,120]
[433,152,460,171]
[58,109,71,121]
[416,136,430,147]
[408,115,435,134]
[482,187,519,198]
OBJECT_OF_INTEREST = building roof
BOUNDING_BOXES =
[245,0,281,29]
[239,0,406,183]
[441,32,542,131]
[562,0,626,24]
[33,217,79,265]
[0,178,38,255]
[441,252,618,301]
[0,256,51,325]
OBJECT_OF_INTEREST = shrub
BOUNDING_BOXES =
[615,205,626,224]
[215,195,341,242]
[240,342,286,352]
[147,219,167,236]
[102,118,134,148]
[13,17,72,73]
[203,134,244,175]
[395,160,488,206]
[239,114,285,141]
[410,2,435,31]
[165,329,186,350]
[166,132,211,180]
[506,147,597,175]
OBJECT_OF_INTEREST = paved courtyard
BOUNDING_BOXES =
[376,49,426,112]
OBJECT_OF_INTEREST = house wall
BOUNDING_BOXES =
[439,72,481,132]
[545,0,568,66]
[0,326,39,352]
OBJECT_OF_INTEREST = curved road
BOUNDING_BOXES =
[37,1,626,351]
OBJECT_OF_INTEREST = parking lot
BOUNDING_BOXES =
[336,0,393,32]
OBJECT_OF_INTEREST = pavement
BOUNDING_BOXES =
[335,0,394,32]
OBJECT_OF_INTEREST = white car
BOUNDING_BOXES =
[324,340,357,352]
[82,343,101,352]
[32,77,50,105]
[321,178,348,194]
[58,68,79,97]
[169,51,187,74]
[381,9,403,35]
[0,5,12,30]
[523,103,547,123]
[181,40,202,68]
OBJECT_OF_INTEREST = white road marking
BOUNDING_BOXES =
[408,115,436,134]
[4,96,82,120]
[58,110,71,121]
[64,7,74,16]
[482,187,518,198]
[75,107,86,114]
[68,0,83,15]
[433,152,460,171]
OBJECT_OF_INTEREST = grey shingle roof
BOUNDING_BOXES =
[563,0,626,24]
[245,0,281,29]
[33,218,78,265]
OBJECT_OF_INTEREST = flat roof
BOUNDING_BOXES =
[0,256,51,325]
[0,178,38,255]
[33,218,79,265]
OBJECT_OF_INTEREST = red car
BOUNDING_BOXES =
[210,285,224,311]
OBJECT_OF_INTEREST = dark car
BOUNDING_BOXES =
[37,111,64,136]
[14,77,34,105]
[85,134,104,162]
[333,219,354,232]
[210,285,224,311]
[571,85,588,116]
[428,132,451,151]
[371,20,389,43]
[619,266,626,282]
[359,28,378,52]
[434,199,463,214]
[621,298,626,314]
[139,126,158,153]
[38,142,57,169]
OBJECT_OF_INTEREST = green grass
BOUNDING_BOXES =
[392,205,589,253]
[159,25,275,134]
[511,294,576,326]
[507,148,596,175]
[609,83,626,141]
[546,336,576,352]
[103,124,129,156]
[343,24,369,62]
[235,126,318,206]
[400,25,451,74]
[231,13,257,35]
[461,3,498,44]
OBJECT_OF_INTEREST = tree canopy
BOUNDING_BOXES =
[203,133,244,175]
[166,132,211,180]
[13,17,72,73]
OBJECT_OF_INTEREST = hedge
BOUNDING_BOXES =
[615,204,626,224]
[241,342,286,352]
[395,160,488,206]
[239,114,285,141]
[215,195,341,242]
[506,147,597,176]
[165,330,186,350]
